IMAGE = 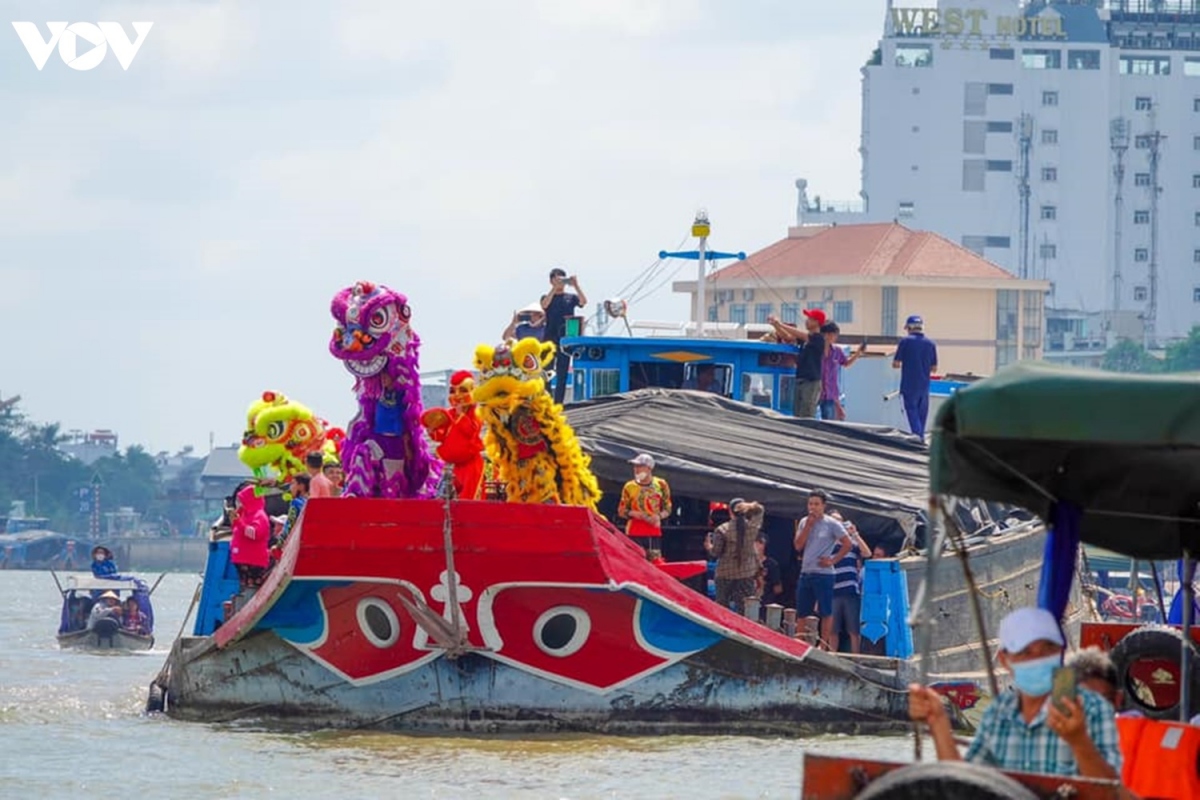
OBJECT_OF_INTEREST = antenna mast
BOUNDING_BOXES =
[1110,117,1129,313]
[1146,108,1165,350]
[1017,114,1034,280]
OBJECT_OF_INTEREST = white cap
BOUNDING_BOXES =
[629,453,655,468]
[997,607,1064,654]
[519,302,544,314]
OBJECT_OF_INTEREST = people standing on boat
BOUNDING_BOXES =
[322,455,343,497]
[829,511,871,654]
[90,545,117,578]
[278,473,310,547]
[766,309,826,418]
[755,535,784,608]
[892,315,938,440]
[793,489,853,650]
[502,303,547,342]
[908,606,1122,781]
[306,451,336,498]
[87,591,122,629]
[616,453,673,552]
[230,484,271,596]
[540,268,588,405]
[705,498,764,613]
[122,595,149,635]
[819,323,866,421]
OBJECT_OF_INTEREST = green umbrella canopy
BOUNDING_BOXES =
[930,360,1200,560]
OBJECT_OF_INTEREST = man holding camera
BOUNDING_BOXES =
[540,267,588,404]
[502,303,547,342]
[705,498,764,614]
[908,606,1121,780]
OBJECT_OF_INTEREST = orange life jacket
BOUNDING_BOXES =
[1118,716,1200,800]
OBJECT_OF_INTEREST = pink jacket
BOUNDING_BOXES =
[230,485,271,568]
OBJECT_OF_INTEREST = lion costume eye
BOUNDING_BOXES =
[398,303,411,321]
[267,421,286,439]
[368,306,394,333]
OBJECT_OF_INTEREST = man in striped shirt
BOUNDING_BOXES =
[908,607,1121,781]
[829,512,871,653]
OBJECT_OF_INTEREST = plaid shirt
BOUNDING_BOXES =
[965,687,1122,777]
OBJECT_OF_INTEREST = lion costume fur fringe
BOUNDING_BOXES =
[472,337,600,510]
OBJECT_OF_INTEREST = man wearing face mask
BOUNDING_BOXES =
[616,454,672,551]
[908,607,1121,780]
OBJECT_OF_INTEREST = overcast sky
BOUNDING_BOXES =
[0,0,887,454]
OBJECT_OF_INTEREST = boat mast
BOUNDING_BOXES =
[693,211,709,337]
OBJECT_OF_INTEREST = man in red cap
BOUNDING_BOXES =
[767,308,827,418]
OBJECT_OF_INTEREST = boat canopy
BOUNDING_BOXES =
[59,574,144,593]
[931,360,1200,560]
[567,388,1007,543]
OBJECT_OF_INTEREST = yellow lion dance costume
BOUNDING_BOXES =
[472,338,600,509]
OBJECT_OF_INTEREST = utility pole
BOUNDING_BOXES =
[1145,108,1165,350]
[1110,117,1129,313]
[89,473,102,543]
[1017,114,1034,280]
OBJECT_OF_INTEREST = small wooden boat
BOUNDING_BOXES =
[53,571,162,652]
[803,361,1200,798]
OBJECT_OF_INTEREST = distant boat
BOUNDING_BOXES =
[53,572,162,652]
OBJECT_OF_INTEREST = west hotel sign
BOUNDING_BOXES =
[891,7,1067,40]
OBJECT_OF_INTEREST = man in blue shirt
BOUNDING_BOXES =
[892,314,938,440]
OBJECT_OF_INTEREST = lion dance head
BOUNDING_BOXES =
[238,390,344,480]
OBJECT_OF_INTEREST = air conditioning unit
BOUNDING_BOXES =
[822,289,835,302]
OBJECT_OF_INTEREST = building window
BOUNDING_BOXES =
[1135,96,1152,111]
[754,303,772,324]
[833,301,853,324]
[1041,166,1057,182]
[882,286,898,335]
[707,305,718,322]
[1120,55,1171,76]
[1135,248,1149,262]
[1194,288,1200,303]
[780,302,799,325]
[1134,210,1150,224]
[1187,57,1200,76]
[961,235,986,254]
[989,83,1014,95]
[1039,243,1057,260]
[987,120,1013,133]
[1194,249,1200,263]
[1134,286,1148,302]
[1135,135,1152,149]
[1040,205,1057,221]
[996,289,1019,369]
[964,82,986,116]
[895,44,933,68]
[1135,172,1151,187]
[990,48,1015,60]
[1068,49,1100,70]
[1022,49,1062,70]
[1194,174,1200,189]
[729,304,747,324]
[963,159,986,192]
[985,236,1012,248]
[1194,135,1200,151]
[1041,129,1058,145]
[1022,290,1043,357]
[1195,211,1200,227]
[987,160,1013,172]
[742,288,755,301]
[1042,90,1059,106]
[898,201,915,217]
[1195,98,1200,113]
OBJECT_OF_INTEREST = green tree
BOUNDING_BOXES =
[1102,338,1161,374]
[1164,326,1200,373]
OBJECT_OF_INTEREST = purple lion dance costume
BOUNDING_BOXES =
[329,280,440,498]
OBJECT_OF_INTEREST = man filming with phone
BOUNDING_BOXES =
[908,607,1121,781]
[541,267,588,404]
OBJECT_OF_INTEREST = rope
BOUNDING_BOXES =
[154,580,201,687]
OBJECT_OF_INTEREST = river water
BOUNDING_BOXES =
[0,571,918,798]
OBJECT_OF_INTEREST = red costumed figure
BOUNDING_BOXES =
[420,371,485,500]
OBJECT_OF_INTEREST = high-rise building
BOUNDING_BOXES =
[802,0,1200,348]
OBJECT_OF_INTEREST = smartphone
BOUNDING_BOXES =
[1051,666,1077,713]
